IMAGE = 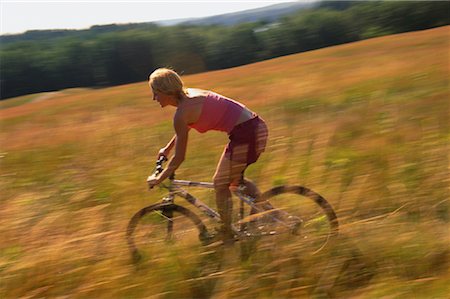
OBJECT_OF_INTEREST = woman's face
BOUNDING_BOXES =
[152,90,172,107]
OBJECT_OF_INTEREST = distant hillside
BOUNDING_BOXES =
[0,23,159,45]
[167,2,315,26]
[0,2,314,44]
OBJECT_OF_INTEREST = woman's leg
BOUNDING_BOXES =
[213,146,248,242]
[236,178,276,215]
[213,117,269,240]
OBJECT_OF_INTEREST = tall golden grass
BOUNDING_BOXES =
[1,26,449,298]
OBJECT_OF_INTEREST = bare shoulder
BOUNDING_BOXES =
[175,99,201,125]
[181,88,208,109]
[178,89,208,125]
[174,108,189,128]
[186,88,210,98]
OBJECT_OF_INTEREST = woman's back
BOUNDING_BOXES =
[182,89,251,134]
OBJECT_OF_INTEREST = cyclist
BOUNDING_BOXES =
[146,68,268,243]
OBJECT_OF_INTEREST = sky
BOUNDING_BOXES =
[0,1,301,35]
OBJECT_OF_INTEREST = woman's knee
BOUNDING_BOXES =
[213,175,231,191]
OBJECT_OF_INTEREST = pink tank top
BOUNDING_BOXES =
[189,91,245,134]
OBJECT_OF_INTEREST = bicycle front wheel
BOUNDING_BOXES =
[256,185,339,254]
[126,202,209,262]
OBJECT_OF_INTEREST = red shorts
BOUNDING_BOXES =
[225,116,268,165]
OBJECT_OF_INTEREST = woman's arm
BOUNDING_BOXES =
[159,134,176,158]
[148,111,189,186]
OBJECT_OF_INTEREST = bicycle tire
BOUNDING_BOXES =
[126,202,209,262]
[255,185,339,253]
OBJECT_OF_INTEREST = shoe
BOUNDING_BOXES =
[200,227,236,246]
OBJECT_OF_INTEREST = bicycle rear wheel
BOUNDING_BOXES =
[126,202,209,262]
[253,185,339,254]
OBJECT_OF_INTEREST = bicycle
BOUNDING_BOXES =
[126,156,339,262]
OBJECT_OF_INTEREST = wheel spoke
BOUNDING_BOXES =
[252,185,338,254]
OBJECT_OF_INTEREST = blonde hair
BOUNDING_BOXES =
[149,68,187,99]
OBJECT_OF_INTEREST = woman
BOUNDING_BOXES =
[146,68,268,243]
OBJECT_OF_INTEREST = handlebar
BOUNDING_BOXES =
[149,155,173,190]
[154,155,168,175]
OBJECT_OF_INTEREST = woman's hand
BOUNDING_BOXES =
[158,147,170,160]
[146,174,160,190]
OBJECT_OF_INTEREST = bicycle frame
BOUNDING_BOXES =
[160,176,260,234]
[162,178,255,221]
[150,156,298,236]
[165,178,220,220]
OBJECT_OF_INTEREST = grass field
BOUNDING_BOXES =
[1,26,449,298]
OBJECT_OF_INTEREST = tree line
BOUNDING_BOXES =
[1,1,449,100]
